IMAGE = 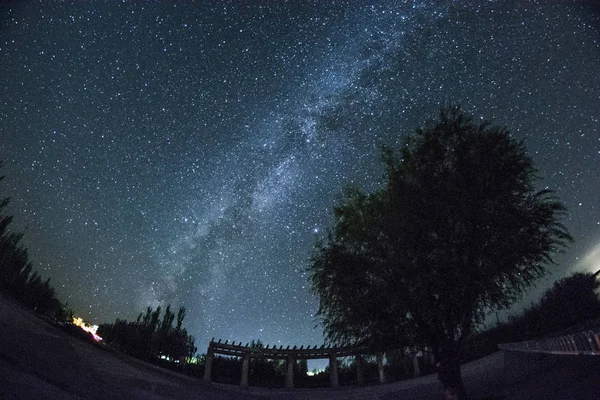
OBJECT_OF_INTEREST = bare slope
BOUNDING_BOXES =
[0,294,252,400]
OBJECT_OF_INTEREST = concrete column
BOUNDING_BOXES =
[412,353,420,377]
[426,351,435,369]
[286,354,295,389]
[240,353,250,387]
[329,354,339,388]
[203,345,214,382]
[376,352,386,384]
[355,353,364,386]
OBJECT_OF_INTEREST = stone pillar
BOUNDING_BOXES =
[203,344,214,382]
[286,354,295,389]
[426,350,435,369]
[355,353,364,386]
[240,353,250,387]
[329,354,339,388]
[376,352,386,384]
[412,353,420,377]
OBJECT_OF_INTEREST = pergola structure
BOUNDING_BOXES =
[203,338,401,389]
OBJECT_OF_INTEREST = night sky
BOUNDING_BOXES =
[1,1,599,359]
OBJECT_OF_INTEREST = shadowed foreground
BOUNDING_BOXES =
[2,294,600,399]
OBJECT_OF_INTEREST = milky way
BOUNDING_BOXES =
[1,1,599,357]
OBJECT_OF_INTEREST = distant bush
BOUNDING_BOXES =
[0,165,67,321]
[462,271,600,362]
[98,304,197,363]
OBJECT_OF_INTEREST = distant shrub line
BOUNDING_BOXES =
[98,304,197,364]
[0,168,69,321]
[462,272,600,362]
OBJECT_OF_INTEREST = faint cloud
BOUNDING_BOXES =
[576,242,600,274]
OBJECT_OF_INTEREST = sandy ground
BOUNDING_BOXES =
[2,294,600,399]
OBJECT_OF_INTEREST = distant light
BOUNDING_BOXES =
[73,316,101,341]
[91,333,102,342]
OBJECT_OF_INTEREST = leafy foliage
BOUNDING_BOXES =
[0,164,67,320]
[98,304,197,362]
[536,272,600,332]
[462,271,600,362]
[309,106,571,398]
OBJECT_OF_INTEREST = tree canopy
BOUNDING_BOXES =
[98,304,197,362]
[309,106,571,399]
[0,163,67,319]
[517,271,600,339]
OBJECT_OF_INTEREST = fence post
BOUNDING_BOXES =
[412,352,420,377]
[203,342,214,382]
[355,353,364,385]
[377,352,386,384]
[329,354,339,388]
[240,353,250,387]
[286,354,295,389]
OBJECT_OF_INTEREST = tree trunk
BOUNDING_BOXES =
[437,341,467,400]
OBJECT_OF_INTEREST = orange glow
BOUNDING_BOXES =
[72,316,103,341]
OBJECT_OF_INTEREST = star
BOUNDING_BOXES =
[0,1,599,372]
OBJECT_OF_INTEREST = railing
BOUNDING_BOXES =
[209,338,367,359]
[498,328,600,356]
[203,338,399,388]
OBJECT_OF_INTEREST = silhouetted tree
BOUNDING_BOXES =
[0,163,64,318]
[294,358,308,384]
[509,271,600,341]
[98,304,196,363]
[176,306,185,331]
[0,215,31,295]
[309,106,571,399]
[462,271,600,363]
[538,272,600,331]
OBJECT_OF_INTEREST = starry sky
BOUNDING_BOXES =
[1,1,599,358]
